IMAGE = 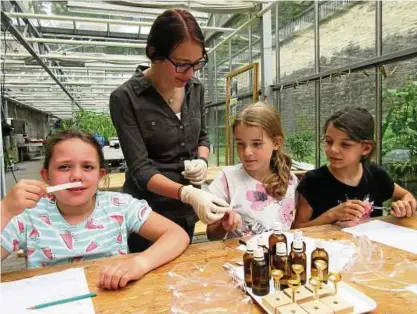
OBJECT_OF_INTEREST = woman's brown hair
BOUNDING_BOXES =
[146,9,207,61]
[233,103,292,200]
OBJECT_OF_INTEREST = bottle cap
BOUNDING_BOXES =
[246,240,257,252]
[276,242,287,255]
[273,222,283,233]
[293,239,303,250]
[294,230,303,241]
[315,240,324,249]
[254,247,264,259]
[257,235,268,247]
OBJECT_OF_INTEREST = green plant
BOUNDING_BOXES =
[287,131,315,162]
[4,146,18,165]
[382,80,417,194]
[59,110,117,140]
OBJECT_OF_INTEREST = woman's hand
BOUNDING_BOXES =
[221,211,242,233]
[98,257,149,290]
[326,199,366,223]
[1,179,46,217]
[182,159,208,186]
[179,185,231,224]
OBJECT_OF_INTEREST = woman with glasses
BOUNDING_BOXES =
[110,9,230,253]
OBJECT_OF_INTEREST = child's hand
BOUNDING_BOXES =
[98,258,148,290]
[1,179,46,217]
[221,211,242,232]
[390,199,416,218]
[327,200,366,222]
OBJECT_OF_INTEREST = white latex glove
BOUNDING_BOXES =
[179,185,231,224]
[182,159,208,186]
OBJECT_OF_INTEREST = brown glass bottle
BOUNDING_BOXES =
[290,230,306,252]
[311,240,329,283]
[257,235,270,279]
[252,247,270,296]
[269,221,287,264]
[243,240,257,288]
[272,242,291,289]
[289,239,307,285]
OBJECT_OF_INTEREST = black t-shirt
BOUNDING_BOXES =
[297,162,395,219]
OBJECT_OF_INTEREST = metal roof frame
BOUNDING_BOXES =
[1,0,269,118]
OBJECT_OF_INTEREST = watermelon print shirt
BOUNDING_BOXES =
[1,191,151,268]
[208,164,298,238]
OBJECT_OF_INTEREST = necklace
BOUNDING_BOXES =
[168,97,175,106]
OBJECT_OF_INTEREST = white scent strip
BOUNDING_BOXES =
[46,181,82,193]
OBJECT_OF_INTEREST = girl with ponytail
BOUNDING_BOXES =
[206,103,298,240]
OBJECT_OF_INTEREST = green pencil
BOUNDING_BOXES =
[27,292,97,310]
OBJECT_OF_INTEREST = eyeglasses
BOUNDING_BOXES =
[166,56,208,73]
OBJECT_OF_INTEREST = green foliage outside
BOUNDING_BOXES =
[58,110,117,140]
[381,80,417,194]
[286,131,315,164]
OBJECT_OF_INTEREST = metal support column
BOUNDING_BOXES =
[72,100,76,123]
[215,105,219,166]
[248,12,253,95]
[314,0,321,168]
[0,97,6,198]
[375,0,383,164]
[261,3,274,103]
[275,3,281,111]
[229,39,232,73]
[3,99,9,150]
[212,16,218,103]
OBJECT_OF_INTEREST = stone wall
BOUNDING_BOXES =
[207,0,417,154]
[276,0,417,134]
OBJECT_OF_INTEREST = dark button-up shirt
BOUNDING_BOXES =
[109,66,209,218]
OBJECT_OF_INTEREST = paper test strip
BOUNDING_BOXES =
[46,182,82,193]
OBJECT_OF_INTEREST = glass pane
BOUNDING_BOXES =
[382,57,417,196]
[280,83,316,166]
[319,1,375,71]
[383,1,417,54]
[109,24,139,34]
[77,22,106,32]
[279,1,315,82]
[41,20,73,29]
[140,26,151,36]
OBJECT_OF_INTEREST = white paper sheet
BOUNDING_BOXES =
[0,268,95,314]
[343,220,417,254]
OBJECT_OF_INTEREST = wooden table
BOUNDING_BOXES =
[99,172,125,191]
[2,215,416,313]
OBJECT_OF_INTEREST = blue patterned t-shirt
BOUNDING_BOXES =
[1,191,151,268]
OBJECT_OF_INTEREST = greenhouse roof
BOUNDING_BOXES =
[1,0,272,118]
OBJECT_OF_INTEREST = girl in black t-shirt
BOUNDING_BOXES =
[294,107,416,228]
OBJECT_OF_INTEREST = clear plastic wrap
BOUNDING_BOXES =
[168,262,253,314]
[320,235,416,292]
